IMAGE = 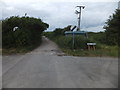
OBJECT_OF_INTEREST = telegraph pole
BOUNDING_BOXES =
[75,6,85,31]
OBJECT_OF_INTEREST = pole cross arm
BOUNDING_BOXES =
[76,6,85,9]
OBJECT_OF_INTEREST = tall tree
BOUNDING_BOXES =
[104,9,120,46]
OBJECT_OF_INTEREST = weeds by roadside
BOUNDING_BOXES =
[2,43,42,55]
[62,46,119,57]
[44,32,119,57]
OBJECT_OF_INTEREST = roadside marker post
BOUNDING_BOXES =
[87,43,96,50]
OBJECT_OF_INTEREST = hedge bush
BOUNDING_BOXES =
[2,16,49,49]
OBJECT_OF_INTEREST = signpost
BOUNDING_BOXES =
[65,6,86,49]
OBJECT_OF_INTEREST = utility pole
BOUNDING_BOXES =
[75,6,85,31]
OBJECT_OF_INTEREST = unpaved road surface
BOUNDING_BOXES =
[2,36,118,88]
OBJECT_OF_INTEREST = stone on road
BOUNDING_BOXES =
[2,36,118,88]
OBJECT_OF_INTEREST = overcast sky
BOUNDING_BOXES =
[0,0,119,32]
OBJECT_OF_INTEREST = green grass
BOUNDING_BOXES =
[2,43,42,55]
[44,32,119,57]
[2,48,29,55]
[2,38,42,55]
[62,45,119,57]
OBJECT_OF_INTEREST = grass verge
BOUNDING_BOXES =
[2,48,30,55]
[2,42,42,55]
[47,36,119,57]
[62,46,119,57]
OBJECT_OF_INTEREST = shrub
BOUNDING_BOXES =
[2,16,49,49]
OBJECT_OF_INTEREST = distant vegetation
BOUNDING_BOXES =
[44,28,104,49]
[44,9,120,57]
[44,27,91,50]
[2,16,49,54]
[44,29,119,57]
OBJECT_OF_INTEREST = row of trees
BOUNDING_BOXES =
[2,16,49,49]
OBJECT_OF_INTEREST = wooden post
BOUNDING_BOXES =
[87,43,96,51]
[93,45,95,50]
[88,45,90,50]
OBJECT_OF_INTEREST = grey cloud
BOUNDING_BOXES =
[1,1,118,32]
[80,2,117,28]
[44,2,117,31]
